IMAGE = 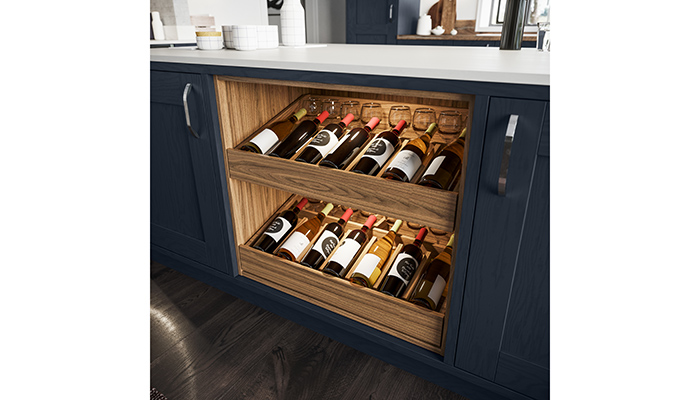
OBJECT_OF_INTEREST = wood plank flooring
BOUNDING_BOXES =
[151,261,469,400]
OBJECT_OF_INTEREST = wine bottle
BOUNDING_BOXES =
[318,117,380,169]
[300,208,354,269]
[270,111,330,159]
[411,234,454,310]
[252,198,308,253]
[351,120,407,176]
[419,127,467,190]
[379,227,427,297]
[349,220,403,287]
[382,123,437,182]
[277,203,334,262]
[296,114,354,164]
[323,215,377,277]
[241,109,307,154]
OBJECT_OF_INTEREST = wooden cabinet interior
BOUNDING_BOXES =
[214,75,474,354]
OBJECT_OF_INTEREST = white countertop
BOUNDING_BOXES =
[150,43,549,86]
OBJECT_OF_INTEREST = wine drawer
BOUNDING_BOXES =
[237,195,453,354]
[226,93,471,233]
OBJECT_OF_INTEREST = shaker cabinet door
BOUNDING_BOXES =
[455,98,549,397]
[150,70,230,275]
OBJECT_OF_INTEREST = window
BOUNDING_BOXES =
[475,0,550,33]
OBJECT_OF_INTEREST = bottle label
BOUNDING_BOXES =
[387,253,419,285]
[427,275,447,306]
[310,230,339,258]
[360,138,395,166]
[327,238,362,270]
[387,150,422,181]
[422,155,446,178]
[327,133,352,156]
[306,129,340,157]
[262,217,292,243]
[353,253,383,284]
[248,128,279,154]
[279,231,310,260]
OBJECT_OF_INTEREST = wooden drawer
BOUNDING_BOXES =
[239,196,451,353]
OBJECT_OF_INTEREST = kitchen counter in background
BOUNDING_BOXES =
[150,43,549,86]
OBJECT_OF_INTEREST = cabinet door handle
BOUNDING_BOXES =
[389,4,393,22]
[182,83,200,139]
[498,114,518,196]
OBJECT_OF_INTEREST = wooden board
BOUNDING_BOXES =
[238,245,445,353]
[227,148,458,232]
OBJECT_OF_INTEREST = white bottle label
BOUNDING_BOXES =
[279,231,310,260]
[262,217,292,243]
[326,133,351,157]
[327,238,362,271]
[386,150,422,180]
[422,155,445,178]
[427,275,447,306]
[353,253,382,277]
[306,129,340,157]
[386,253,420,285]
[360,137,395,166]
[249,128,279,154]
[311,230,340,258]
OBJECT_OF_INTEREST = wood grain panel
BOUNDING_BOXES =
[238,245,445,353]
[227,148,458,232]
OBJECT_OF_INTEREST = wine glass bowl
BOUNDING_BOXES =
[323,98,341,120]
[360,102,383,124]
[305,97,321,116]
[412,107,436,132]
[341,100,361,126]
[389,105,411,129]
[438,110,463,134]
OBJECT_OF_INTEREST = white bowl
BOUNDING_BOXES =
[196,33,223,50]
[222,25,258,51]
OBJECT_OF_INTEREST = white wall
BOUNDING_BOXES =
[419,0,478,20]
[188,0,268,27]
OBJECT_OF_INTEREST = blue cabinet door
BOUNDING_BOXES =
[150,70,230,275]
[455,98,549,398]
[346,0,420,44]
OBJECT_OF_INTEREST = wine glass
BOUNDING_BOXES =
[341,100,361,127]
[437,110,463,134]
[323,98,341,120]
[389,105,411,129]
[361,102,383,124]
[305,96,321,116]
[412,108,436,132]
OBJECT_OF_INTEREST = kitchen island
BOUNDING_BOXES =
[151,44,549,400]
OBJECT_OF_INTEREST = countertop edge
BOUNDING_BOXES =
[149,54,550,87]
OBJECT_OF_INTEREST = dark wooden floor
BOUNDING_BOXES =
[151,261,470,400]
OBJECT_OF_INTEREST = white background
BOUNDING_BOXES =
[2,1,699,399]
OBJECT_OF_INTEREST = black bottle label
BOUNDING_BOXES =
[387,253,419,285]
[263,217,292,242]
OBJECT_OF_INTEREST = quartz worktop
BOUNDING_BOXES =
[150,43,549,86]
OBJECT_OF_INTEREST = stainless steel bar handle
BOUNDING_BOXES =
[182,83,200,139]
[498,114,519,196]
[389,4,394,21]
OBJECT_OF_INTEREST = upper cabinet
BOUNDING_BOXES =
[346,0,420,44]
[150,70,232,275]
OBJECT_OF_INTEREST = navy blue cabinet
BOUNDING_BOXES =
[455,98,550,399]
[150,70,232,275]
[346,0,420,44]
